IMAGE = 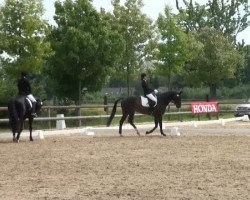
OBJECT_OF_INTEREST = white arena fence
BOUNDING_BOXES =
[0,115,248,140]
[0,102,246,129]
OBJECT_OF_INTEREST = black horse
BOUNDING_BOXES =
[107,91,182,136]
[8,96,45,142]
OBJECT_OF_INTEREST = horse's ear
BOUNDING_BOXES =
[42,99,46,102]
[179,91,183,95]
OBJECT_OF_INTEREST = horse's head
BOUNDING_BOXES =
[36,98,46,111]
[171,91,182,108]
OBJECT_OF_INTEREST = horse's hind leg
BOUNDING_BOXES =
[12,130,18,142]
[128,113,140,136]
[119,114,128,136]
[159,116,166,136]
[146,116,159,135]
[10,118,18,142]
[29,118,34,141]
[16,119,24,143]
[10,123,16,141]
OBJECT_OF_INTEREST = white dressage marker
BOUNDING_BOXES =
[220,118,226,126]
[35,130,45,140]
[170,127,181,136]
[192,121,198,127]
[242,115,249,122]
[80,127,95,136]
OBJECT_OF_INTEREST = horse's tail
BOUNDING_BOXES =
[107,98,123,127]
[8,99,19,133]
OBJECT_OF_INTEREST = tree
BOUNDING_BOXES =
[156,6,202,90]
[183,27,244,99]
[0,61,16,105]
[46,0,124,104]
[242,44,250,83]
[174,0,248,97]
[0,0,50,78]
[176,0,250,42]
[112,0,154,95]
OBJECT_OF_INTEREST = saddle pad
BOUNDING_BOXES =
[26,97,32,108]
[141,96,149,107]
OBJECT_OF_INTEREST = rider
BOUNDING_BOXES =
[141,73,158,115]
[17,72,37,118]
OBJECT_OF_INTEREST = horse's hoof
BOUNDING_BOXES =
[13,137,19,142]
[136,132,140,136]
[146,131,150,135]
[161,133,166,137]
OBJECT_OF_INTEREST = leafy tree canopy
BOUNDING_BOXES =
[175,0,250,42]
[46,0,124,103]
[183,27,245,98]
[111,0,154,95]
[0,0,50,78]
[156,6,202,90]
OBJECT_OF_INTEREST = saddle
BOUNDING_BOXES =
[140,96,157,107]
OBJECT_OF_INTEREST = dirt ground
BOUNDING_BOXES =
[0,123,249,200]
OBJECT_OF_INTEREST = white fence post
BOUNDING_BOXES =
[56,114,66,130]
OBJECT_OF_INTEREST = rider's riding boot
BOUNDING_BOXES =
[148,100,155,115]
[31,102,37,118]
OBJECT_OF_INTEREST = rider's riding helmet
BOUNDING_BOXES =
[141,73,146,80]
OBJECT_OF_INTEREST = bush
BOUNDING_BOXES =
[219,85,250,99]
[182,87,209,100]
[182,85,250,100]
[0,79,17,106]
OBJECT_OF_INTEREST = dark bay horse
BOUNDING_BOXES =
[8,96,44,142]
[107,91,182,136]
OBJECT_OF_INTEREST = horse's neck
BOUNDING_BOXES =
[159,92,174,106]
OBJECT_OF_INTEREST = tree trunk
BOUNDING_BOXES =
[78,79,81,105]
[126,62,130,96]
[168,65,172,91]
[78,79,81,126]
[209,83,217,100]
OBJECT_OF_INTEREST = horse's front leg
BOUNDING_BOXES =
[29,118,34,141]
[146,116,159,135]
[159,116,166,136]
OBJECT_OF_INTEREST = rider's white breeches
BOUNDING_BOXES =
[27,94,37,102]
[146,93,157,106]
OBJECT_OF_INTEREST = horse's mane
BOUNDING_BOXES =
[157,91,180,106]
[158,91,177,99]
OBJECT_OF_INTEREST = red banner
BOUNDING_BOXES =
[191,102,218,114]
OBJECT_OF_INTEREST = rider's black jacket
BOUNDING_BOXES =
[17,76,32,96]
[141,79,153,96]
